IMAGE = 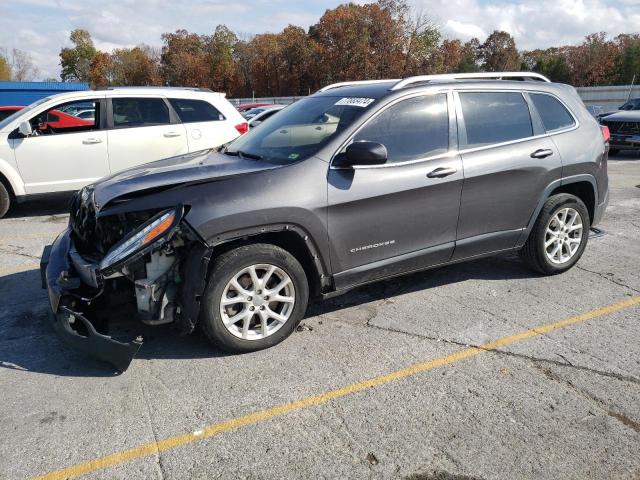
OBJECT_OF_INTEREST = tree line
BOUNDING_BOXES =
[2,0,639,94]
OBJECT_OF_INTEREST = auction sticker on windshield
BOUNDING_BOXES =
[335,97,375,108]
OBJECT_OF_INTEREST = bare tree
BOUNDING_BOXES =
[11,49,39,81]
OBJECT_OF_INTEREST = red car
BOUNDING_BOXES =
[0,105,93,131]
[0,106,23,122]
[236,102,273,112]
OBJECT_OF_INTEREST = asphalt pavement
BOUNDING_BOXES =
[0,154,639,480]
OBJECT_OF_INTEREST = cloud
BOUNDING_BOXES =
[421,0,637,49]
[0,0,637,80]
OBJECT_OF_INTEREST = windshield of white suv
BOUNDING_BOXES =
[0,96,51,131]
[225,96,377,164]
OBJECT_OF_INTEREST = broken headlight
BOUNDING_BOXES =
[99,207,182,272]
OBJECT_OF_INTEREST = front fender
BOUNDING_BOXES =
[0,155,25,197]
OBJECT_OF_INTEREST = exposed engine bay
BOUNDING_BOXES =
[55,187,209,359]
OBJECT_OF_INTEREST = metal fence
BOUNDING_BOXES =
[576,85,640,110]
[231,85,640,111]
[228,96,304,107]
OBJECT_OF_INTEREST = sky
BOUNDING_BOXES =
[1,0,638,80]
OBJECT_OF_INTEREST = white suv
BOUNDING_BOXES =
[0,87,248,217]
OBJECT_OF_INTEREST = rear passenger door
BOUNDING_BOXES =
[107,96,188,173]
[453,91,562,260]
[168,98,230,151]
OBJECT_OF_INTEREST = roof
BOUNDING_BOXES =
[0,81,88,91]
[9,87,227,105]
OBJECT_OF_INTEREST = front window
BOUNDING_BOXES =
[26,99,100,136]
[0,96,51,131]
[225,96,377,164]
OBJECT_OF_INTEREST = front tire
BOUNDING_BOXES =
[200,243,309,353]
[0,182,10,218]
[520,194,590,275]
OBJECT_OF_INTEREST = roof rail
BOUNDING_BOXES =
[317,79,400,93]
[95,86,214,92]
[390,72,551,90]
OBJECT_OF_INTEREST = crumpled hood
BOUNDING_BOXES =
[92,149,279,209]
[602,111,640,122]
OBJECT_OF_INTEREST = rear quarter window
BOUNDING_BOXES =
[459,92,533,148]
[169,98,225,123]
[530,93,576,132]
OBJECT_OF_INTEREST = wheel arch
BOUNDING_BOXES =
[517,174,598,247]
[178,223,332,334]
[0,159,25,198]
[207,224,331,298]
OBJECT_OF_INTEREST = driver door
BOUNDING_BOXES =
[11,97,109,194]
[327,93,463,289]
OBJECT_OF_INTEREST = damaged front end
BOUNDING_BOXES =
[41,187,207,372]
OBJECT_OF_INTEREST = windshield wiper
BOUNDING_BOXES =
[223,149,262,160]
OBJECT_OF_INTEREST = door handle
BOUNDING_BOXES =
[163,132,181,138]
[427,167,457,178]
[530,149,554,159]
[279,130,288,134]
[82,138,102,145]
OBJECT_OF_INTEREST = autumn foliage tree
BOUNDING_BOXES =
[56,1,640,94]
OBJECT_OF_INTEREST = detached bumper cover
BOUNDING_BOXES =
[41,228,142,372]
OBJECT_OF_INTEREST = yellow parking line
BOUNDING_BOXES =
[34,295,640,480]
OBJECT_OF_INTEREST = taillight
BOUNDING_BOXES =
[600,125,610,143]
[235,122,249,135]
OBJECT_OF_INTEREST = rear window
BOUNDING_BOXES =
[459,92,533,148]
[530,93,575,132]
[169,98,224,123]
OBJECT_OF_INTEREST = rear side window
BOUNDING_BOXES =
[459,92,533,148]
[354,94,449,163]
[169,98,224,123]
[530,93,575,132]
[112,98,170,128]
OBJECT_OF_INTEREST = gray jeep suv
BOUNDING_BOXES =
[41,72,609,371]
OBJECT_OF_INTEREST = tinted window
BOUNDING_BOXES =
[112,98,170,128]
[27,99,99,135]
[169,98,224,123]
[354,94,448,163]
[460,92,533,148]
[530,93,575,132]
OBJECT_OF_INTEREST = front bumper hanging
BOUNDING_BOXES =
[41,229,143,372]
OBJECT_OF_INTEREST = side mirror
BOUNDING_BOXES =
[335,141,388,167]
[18,121,33,137]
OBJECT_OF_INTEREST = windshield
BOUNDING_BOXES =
[620,99,640,111]
[225,96,377,164]
[0,96,51,131]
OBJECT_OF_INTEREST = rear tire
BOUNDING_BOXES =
[0,182,10,218]
[200,243,309,353]
[520,194,590,275]
[608,148,619,156]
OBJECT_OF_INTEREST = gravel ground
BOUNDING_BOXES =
[0,153,639,480]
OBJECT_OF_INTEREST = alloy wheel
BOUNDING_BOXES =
[544,207,583,264]
[219,264,295,340]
